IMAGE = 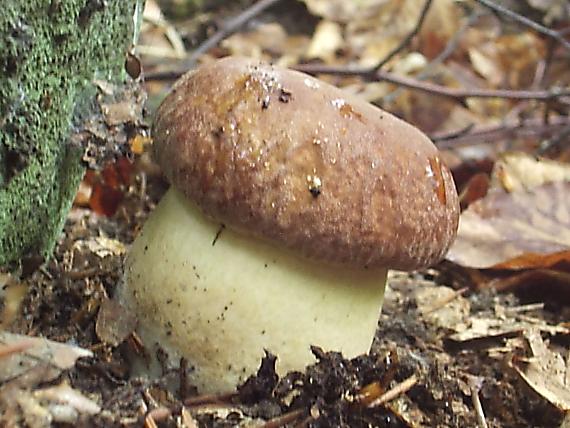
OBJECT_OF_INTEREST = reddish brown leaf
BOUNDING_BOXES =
[101,157,132,189]
[485,269,570,296]
[447,181,570,269]
[75,157,134,216]
[492,250,570,271]
[89,183,124,217]
[459,172,489,210]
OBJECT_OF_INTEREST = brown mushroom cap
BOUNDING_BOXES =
[153,57,459,270]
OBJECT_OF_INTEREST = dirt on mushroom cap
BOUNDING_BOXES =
[152,57,459,270]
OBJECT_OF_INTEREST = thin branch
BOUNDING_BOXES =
[370,0,434,73]
[474,0,570,51]
[468,375,488,428]
[431,115,570,149]
[294,63,570,102]
[383,10,483,103]
[183,391,236,407]
[261,409,305,428]
[368,374,418,407]
[146,59,570,104]
[181,0,282,70]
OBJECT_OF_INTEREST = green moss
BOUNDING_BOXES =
[0,0,143,266]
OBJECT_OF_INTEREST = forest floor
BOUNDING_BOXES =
[2,0,570,426]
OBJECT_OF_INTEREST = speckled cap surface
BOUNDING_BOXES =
[152,57,459,270]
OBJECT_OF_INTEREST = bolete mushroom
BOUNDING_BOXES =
[117,57,459,393]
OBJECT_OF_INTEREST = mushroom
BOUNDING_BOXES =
[117,57,459,393]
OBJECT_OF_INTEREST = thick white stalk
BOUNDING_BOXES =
[118,188,387,393]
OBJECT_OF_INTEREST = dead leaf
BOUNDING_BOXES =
[448,315,568,343]
[469,33,545,88]
[492,152,570,192]
[301,0,381,22]
[77,236,127,258]
[509,329,570,411]
[34,382,101,419]
[468,46,503,87]
[89,184,125,217]
[527,0,570,24]
[341,0,461,67]
[447,180,570,269]
[447,298,568,344]
[459,172,490,209]
[221,23,309,65]
[485,269,570,297]
[491,250,570,270]
[96,298,137,346]
[415,286,470,328]
[76,156,135,217]
[0,273,28,329]
[101,101,141,127]
[306,20,343,61]
[0,332,92,383]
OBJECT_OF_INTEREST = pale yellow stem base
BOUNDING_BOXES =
[118,188,387,393]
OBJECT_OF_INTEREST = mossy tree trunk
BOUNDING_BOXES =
[0,0,144,266]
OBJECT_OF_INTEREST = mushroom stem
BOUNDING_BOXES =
[119,188,387,393]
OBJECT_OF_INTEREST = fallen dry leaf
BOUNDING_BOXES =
[221,22,309,66]
[469,32,544,88]
[0,332,92,383]
[34,382,101,419]
[527,0,570,24]
[447,180,570,269]
[448,313,568,343]
[2,380,100,426]
[509,329,570,411]
[448,152,570,269]
[492,151,570,192]
[306,20,343,62]
[0,273,28,329]
[415,285,470,328]
[73,236,127,259]
[458,172,490,209]
[442,296,568,344]
[484,269,570,298]
[95,298,137,346]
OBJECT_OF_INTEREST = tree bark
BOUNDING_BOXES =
[0,0,144,265]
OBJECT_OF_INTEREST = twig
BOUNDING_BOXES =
[145,62,570,106]
[368,374,418,407]
[382,10,483,104]
[504,303,544,314]
[432,115,570,148]
[371,0,433,73]
[468,375,488,428]
[181,0,282,70]
[65,267,99,280]
[474,0,570,51]
[144,413,158,428]
[261,408,306,428]
[147,61,570,104]
[183,391,236,407]
[293,415,314,428]
[294,63,570,102]
[179,357,188,399]
[146,407,172,423]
